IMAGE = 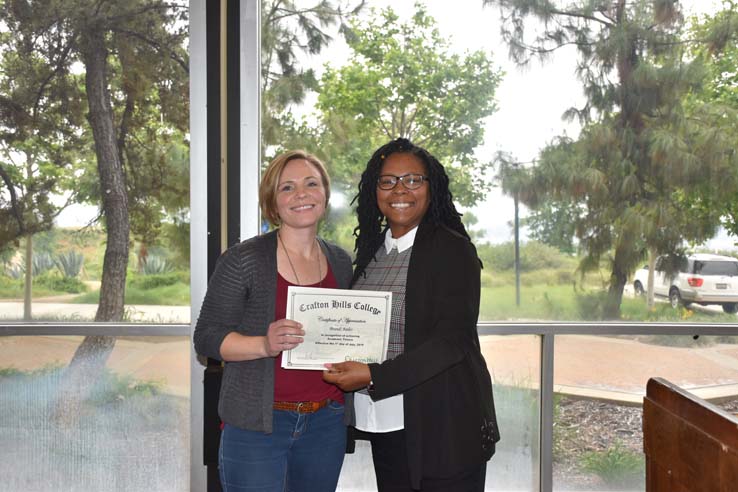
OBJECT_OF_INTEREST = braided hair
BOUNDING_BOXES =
[352,137,471,281]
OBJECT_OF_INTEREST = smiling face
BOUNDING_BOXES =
[377,152,430,238]
[275,158,327,231]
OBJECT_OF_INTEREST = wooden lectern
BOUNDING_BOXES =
[643,377,738,491]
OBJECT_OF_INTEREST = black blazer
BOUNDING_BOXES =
[367,222,499,488]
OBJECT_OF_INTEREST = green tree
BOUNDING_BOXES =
[487,0,738,318]
[311,4,503,207]
[497,152,581,255]
[685,4,738,239]
[261,0,363,153]
[461,210,486,243]
[522,204,580,255]
[0,3,91,318]
[0,24,86,246]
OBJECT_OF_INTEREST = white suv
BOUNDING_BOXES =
[633,253,738,314]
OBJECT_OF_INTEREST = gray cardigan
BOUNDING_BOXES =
[193,229,353,432]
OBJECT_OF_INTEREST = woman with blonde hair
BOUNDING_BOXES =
[195,150,352,492]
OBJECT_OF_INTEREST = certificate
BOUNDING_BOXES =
[281,286,392,370]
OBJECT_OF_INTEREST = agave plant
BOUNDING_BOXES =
[32,252,55,276]
[141,255,173,275]
[4,263,24,279]
[55,251,85,278]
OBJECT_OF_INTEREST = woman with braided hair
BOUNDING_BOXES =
[324,138,500,491]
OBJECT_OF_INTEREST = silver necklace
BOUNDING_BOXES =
[278,232,322,286]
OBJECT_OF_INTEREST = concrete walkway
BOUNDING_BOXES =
[0,301,190,323]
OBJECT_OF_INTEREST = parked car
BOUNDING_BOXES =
[633,253,738,314]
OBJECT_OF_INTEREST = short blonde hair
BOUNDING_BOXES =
[259,150,331,226]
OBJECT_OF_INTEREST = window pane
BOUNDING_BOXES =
[482,335,541,490]
[553,334,738,491]
[258,0,738,490]
[337,440,376,490]
[0,3,190,324]
[0,336,190,491]
[337,334,542,491]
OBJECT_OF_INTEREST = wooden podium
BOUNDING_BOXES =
[643,377,738,491]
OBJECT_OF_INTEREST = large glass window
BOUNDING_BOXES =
[0,1,191,490]
[258,1,738,490]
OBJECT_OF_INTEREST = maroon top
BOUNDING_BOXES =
[273,264,344,403]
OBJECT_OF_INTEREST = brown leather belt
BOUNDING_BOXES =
[273,399,331,414]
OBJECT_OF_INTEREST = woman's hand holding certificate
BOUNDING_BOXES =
[323,361,372,391]
[281,286,392,370]
[264,318,304,357]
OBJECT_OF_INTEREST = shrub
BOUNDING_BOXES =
[520,241,572,271]
[519,268,575,287]
[162,218,190,268]
[556,269,575,284]
[575,291,608,320]
[35,274,88,294]
[541,291,568,319]
[88,368,163,404]
[0,364,160,404]
[128,271,189,289]
[0,367,23,378]
[477,241,574,273]
[580,441,644,486]
[55,250,84,278]
[0,363,64,379]
[0,275,22,297]
[480,270,495,288]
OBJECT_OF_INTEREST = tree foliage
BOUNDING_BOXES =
[522,203,581,255]
[487,0,738,318]
[2,0,189,316]
[70,1,190,267]
[309,4,503,207]
[0,1,90,247]
[261,0,364,151]
[685,4,738,240]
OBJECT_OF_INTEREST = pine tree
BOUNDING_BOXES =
[486,0,738,318]
[261,0,364,153]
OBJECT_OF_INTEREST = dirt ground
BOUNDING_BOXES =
[480,334,738,401]
[0,335,191,397]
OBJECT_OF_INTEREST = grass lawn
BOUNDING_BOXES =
[480,284,582,320]
[479,284,738,322]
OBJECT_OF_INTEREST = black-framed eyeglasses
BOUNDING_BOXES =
[377,173,428,190]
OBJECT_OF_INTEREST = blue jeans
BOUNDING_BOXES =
[219,401,346,492]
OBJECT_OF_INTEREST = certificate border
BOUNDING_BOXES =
[282,287,392,370]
